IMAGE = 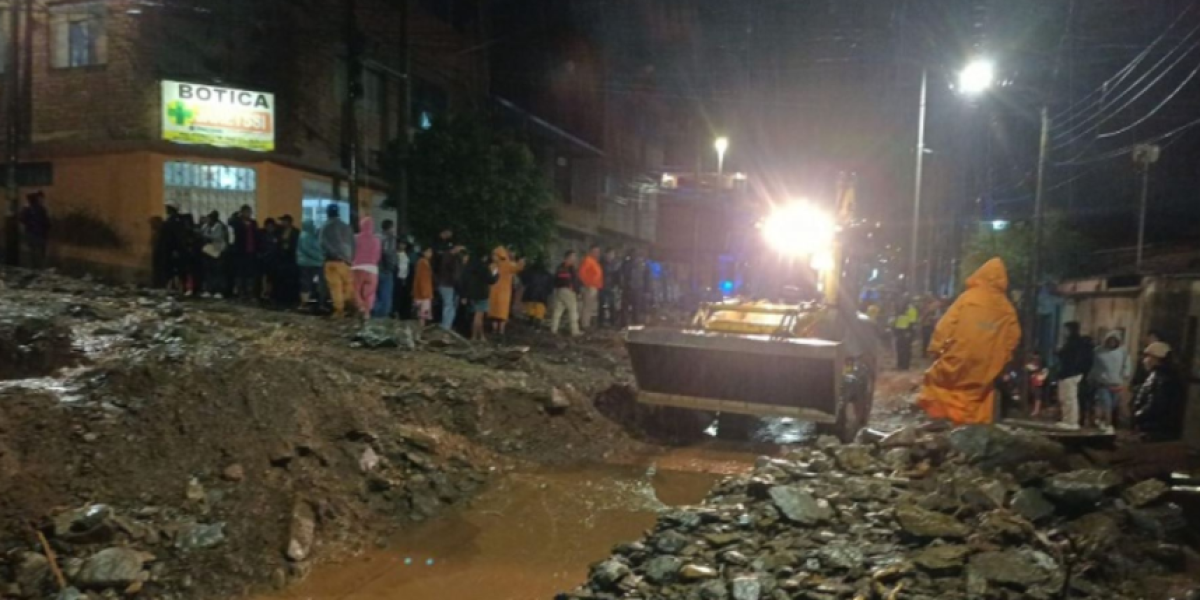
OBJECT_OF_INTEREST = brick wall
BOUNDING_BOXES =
[2,0,485,177]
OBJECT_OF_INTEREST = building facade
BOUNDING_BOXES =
[0,0,485,281]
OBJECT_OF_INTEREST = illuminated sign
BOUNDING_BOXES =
[161,81,275,152]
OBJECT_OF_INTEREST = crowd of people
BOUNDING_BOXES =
[1044,324,1182,438]
[153,204,663,339]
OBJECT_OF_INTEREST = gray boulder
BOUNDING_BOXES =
[1010,488,1055,522]
[895,504,969,539]
[76,548,150,589]
[769,486,833,525]
[1043,469,1120,508]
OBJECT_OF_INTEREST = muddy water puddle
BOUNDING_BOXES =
[270,444,765,600]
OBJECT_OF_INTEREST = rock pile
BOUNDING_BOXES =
[560,427,1192,600]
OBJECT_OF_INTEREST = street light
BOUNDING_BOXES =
[958,59,996,97]
[956,58,1052,372]
[909,58,998,295]
[714,137,729,176]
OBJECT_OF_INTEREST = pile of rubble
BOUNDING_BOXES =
[561,426,1194,600]
[0,268,648,599]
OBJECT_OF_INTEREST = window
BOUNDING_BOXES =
[50,3,107,68]
[163,161,257,219]
[301,179,349,230]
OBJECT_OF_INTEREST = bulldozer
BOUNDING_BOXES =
[625,177,877,442]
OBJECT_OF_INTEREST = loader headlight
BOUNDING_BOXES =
[762,202,836,258]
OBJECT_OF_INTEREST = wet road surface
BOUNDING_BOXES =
[268,444,761,600]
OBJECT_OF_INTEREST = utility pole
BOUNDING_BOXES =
[1024,106,1050,362]
[908,68,928,294]
[4,0,21,266]
[396,0,411,237]
[1133,144,1160,271]
[343,0,363,230]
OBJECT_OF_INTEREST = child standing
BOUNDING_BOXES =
[412,246,435,328]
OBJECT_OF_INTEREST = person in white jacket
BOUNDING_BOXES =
[1090,331,1131,433]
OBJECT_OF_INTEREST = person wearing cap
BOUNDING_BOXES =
[1089,330,1131,433]
[319,204,356,318]
[1133,341,1183,440]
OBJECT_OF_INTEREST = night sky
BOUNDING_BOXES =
[491,0,1200,261]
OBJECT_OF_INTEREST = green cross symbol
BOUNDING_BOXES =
[167,101,194,126]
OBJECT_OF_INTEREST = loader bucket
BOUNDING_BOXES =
[625,327,843,422]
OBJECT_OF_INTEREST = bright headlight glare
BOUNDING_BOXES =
[763,202,836,258]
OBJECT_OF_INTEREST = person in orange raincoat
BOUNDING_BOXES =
[487,246,525,335]
[918,257,1021,425]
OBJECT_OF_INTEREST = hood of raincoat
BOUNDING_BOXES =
[966,258,1009,294]
[493,246,511,263]
[352,217,381,267]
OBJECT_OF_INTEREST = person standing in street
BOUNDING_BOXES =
[550,250,582,337]
[436,244,464,330]
[319,204,355,318]
[488,245,524,335]
[600,248,622,327]
[917,258,1021,425]
[1089,331,1131,433]
[412,246,435,328]
[623,250,650,326]
[297,219,325,311]
[1056,321,1094,430]
[274,215,300,306]
[229,205,259,301]
[199,211,229,299]
[893,296,919,370]
[394,241,414,319]
[19,191,50,269]
[373,220,399,318]
[352,217,382,320]
[1133,341,1184,440]
[462,250,499,341]
[578,245,604,330]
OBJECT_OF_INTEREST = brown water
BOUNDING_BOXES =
[268,443,762,600]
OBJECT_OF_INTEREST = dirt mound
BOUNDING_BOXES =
[0,311,78,381]
[0,268,651,599]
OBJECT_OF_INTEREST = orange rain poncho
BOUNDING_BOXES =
[918,258,1021,425]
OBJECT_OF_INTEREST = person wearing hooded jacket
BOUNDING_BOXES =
[917,258,1021,425]
[352,217,382,319]
[1089,331,1131,433]
[297,220,326,310]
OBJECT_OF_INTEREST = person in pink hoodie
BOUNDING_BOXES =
[352,216,382,319]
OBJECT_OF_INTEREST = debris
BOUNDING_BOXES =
[1121,478,1169,508]
[1042,469,1121,508]
[221,463,245,482]
[286,501,317,562]
[75,548,150,590]
[175,522,227,551]
[895,504,969,539]
[33,529,67,591]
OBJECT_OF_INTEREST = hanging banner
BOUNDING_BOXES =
[161,81,275,152]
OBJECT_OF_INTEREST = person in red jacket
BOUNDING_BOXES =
[578,245,604,330]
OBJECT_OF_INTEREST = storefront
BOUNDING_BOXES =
[22,80,381,282]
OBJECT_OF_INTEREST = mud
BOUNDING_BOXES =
[0,268,657,600]
[266,460,725,600]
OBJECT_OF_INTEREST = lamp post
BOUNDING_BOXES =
[714,137,729,177]
[909,60,995,293]
[909,69,928,294]
[957,59,1052,365]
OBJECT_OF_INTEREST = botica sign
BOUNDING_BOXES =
[161,81,275,152]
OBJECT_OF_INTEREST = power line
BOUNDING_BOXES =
[1050,2,1194,125]
[1056,111,1200,166]
[1097,59,1200,139]
[1050,22,1200,148]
